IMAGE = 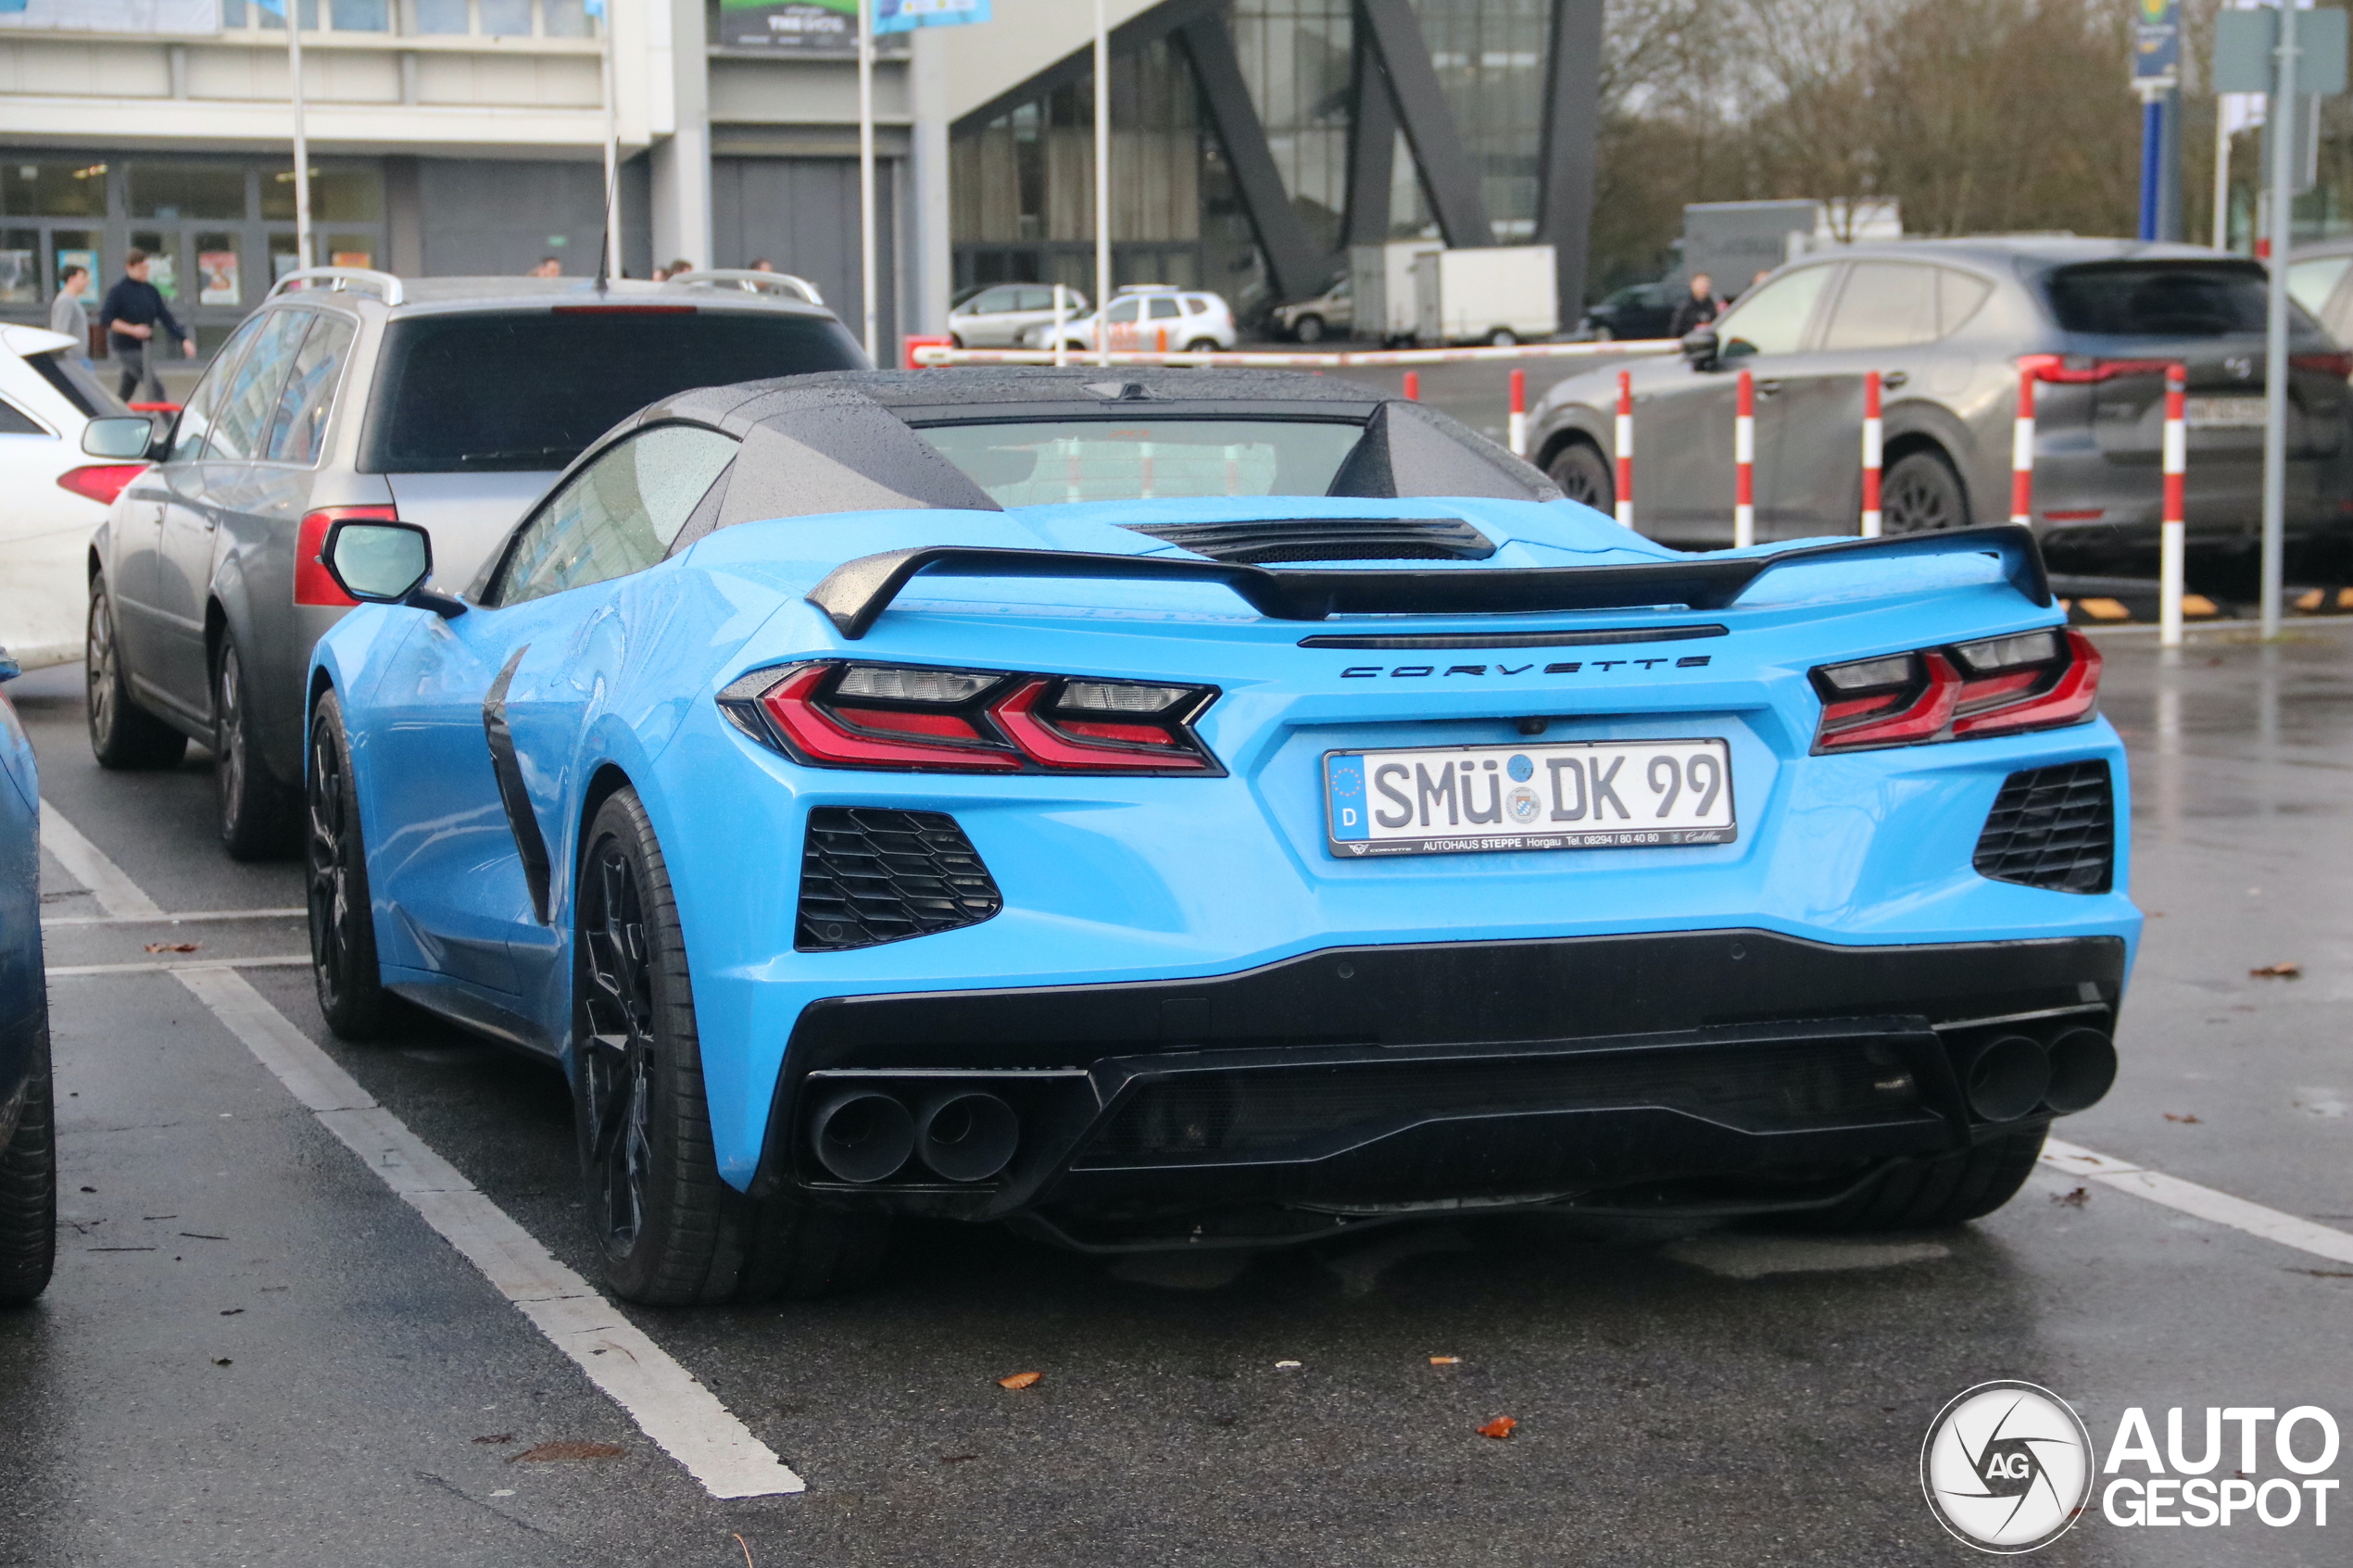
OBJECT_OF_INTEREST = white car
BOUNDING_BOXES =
[1021,286,1238,354]
[0,325,135,671]
[949,283,1090,348]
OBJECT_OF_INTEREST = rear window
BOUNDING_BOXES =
[2045,263,2276,337]
[24,348,124,419]
[918,418,1365,505]
[362,308,864,472]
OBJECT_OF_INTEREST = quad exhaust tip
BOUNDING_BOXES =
[808,1086,1020,1184]
[809,1089,917,1184]
[1963,1034,2050,1123]
[2043,1027,2118,1114]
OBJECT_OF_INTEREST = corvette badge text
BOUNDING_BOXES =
[1921,1383,2340,1553]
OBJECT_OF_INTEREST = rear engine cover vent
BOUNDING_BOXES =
[799,807,1002,951]
[1127,516,1496,564]
[1973,761,2113,895]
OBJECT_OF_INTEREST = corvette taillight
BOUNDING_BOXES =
[1811,628,2099,753]
[718,661,1221,774]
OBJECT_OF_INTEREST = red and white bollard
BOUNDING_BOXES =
[1507,368,1527,458]
[1403,370,1420,402]
[2011,366,2037,525]
[1860,370,1883,537]
[2160,363,2187,647]
[1734,369,1755,548]
[1614,370,1634,530]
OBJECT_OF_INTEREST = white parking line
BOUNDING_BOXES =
[45,956,313,978]
[2042,1139,2353,1267]
[37,797,162,918]
[38,804,805,1499]
[44,907,307,928]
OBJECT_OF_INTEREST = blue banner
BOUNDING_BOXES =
[875,0,989,34]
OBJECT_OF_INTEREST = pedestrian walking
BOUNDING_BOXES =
[1667,272,1723,340]
[96,249,194,404]
[48,264,91,362]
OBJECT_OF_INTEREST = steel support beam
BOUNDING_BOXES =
[1354,0,1492,248]
[1535,0,1602,313]
[1342,31,1397,248]
[1174,14,1330,301]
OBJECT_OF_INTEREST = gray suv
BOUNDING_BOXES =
[82,269,865,858]
[1529,239,2352,563]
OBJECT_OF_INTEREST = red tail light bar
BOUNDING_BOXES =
[2013,354,2172,384]
[295,506,399,607]
[1811,628,2100,753]
[718,661,1222,775]
[56,463,148,507]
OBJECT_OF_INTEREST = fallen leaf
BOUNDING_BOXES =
[1273,1360,1302,1369]
[1428,1356,1461,1365]
[2250,961,2303,979]
[996,1371,1042,1390]
[219,1308,243,1316]
[2050,1186,2091,1208]
[2164,1112,2202,1123]
[79,1185,95,1193]
[472,1433,516,1445]
[1478,1416,1517,1440]
[212,1358,233,1367]
[145,942,201,954]
[508,1440,624,1462]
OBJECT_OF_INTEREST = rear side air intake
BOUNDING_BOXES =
[798,807,1002,951]
[1973,761,2113,894]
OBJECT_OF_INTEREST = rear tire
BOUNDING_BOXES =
[85,577,187,771]
[1881,449,1969,534]
[1547,442,1616,515]
[306,689,408,1040]
[1489,328,1519,347]
[1787,1125,2047,1232]
[0,1017,56,1305]
[574,788,888,1305]
[216,638,294,861]
[1184,338,1219,354]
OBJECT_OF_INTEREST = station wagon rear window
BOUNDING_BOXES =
[363,309,864,472]
[2045,262,2277,337]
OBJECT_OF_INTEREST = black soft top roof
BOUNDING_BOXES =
[632,368,1560,542]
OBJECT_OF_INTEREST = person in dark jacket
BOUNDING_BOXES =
[1667,272,1723,340]
[95,249,195,403]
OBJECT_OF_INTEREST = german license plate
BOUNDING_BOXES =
[1324,738,1736,859]
[2185,395,2267,428]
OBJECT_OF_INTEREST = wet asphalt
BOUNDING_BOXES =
[2,626,2350,1568]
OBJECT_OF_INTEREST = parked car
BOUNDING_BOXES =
[0,324,136,673]
[1020,286,1238,353]
[2287,239,2353,347]
[0,646,54,1304]
[80,267,867,860]
[1581,282,1677,342]
[303,365,2129,1305]
[948,283,1089,348]
[1273,277,1353,343]
[1527,239,2353,562]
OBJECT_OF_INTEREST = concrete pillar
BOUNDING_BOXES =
[649,0,711,271]
[911,26,953,333]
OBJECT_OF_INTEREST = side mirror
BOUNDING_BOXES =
[320,520,466,618]
[82,415,157,460]
[1680,329,1720,370]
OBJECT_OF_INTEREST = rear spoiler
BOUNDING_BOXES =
[806,523,2051,640]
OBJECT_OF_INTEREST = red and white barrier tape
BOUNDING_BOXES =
[2010,367,2036,526]
[1507,367,1527,458]
[1733,369,1755,549]
[1614,370,1634,531]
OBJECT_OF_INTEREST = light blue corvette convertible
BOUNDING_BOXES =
[304,369,2137,1304]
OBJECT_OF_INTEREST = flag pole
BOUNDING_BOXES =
[1092,0,1110,367]
[858,0,880,363]
[289,1,312,270]
[602,4,620,279]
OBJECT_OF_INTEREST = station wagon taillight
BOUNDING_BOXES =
[717,661,1221,774]
[1811,629,2100,753]
[295,506,399,607]
[56,464,147,507]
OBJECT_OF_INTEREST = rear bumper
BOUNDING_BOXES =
[753,928,2126,1246]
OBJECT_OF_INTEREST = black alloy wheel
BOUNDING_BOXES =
[573,788,888,1305]
[305,689,404,1038]
[215,640,292,860]
[0,1018,57,1304]
[1881,450,1970,534]
[1547,442,1616,514]
[85,578,187,771]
